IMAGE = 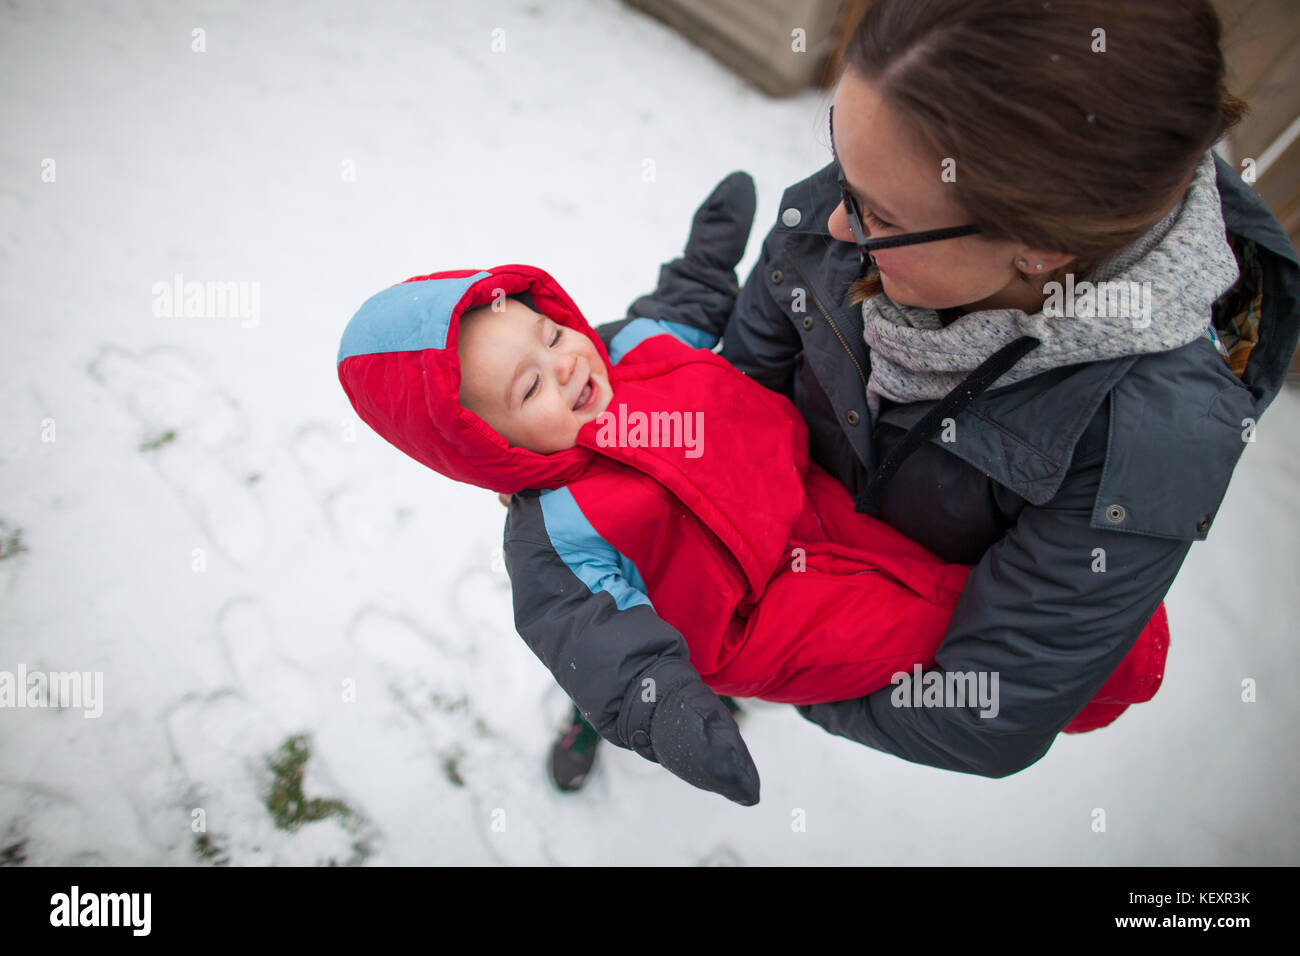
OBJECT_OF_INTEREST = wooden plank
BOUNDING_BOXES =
[1212,0,1260,36]
[625,0,846,97]
[1215,0,1299,98]
[820,0,872,88]
[1255,131,1300,245]
[1230,43,1300,165]
[1218,0,1300,163]
[1252,132,1300,386]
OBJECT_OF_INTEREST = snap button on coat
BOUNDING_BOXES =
[846,410,861,426]
[1105,504,1126,524]
[781,208,801,228]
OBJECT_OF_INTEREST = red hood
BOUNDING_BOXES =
[337,264,612,494]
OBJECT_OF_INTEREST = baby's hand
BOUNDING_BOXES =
[498,492,511,508]
[684,170,756,273]
[624,657,760,806]
[650,677,761,806]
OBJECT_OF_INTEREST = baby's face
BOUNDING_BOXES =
[458,297,612,454]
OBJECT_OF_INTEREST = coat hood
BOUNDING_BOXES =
[337,264,612,494]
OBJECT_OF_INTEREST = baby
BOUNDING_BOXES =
[337,173,1170,805]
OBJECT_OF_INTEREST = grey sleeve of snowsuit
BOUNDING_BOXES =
[501,490,704,762]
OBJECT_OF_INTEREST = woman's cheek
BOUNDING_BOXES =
[879,254,952,306]
[876,248,933,285]
[877,262,914,300]
[874,253,910,286]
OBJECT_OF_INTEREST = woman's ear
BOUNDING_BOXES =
[1013,249,1076,275]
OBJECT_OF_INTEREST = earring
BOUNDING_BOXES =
[1036,263,1043,271]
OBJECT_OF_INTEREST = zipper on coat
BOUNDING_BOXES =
[788,257,870,401]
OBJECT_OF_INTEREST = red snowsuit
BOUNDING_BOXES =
[337,264,1168,733]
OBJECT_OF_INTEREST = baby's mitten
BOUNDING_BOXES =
[620,656,760,806]
[650,678,761,806]
[683,170,757,274]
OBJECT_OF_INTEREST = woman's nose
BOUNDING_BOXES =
[827,201,853,243]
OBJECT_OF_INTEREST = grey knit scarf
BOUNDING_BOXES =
[860,150,1241,422]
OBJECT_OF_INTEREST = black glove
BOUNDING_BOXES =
[684,170,757,273]
[652,678,761,806]
[621,657,760,806]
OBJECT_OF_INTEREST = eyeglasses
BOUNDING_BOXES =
[828,105,982,267]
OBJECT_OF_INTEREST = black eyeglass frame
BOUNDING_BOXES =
[828,105,983,266]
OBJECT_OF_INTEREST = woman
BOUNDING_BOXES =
[544,0,1299,794]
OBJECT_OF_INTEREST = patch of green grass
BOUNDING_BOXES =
[193,832,230,866]
[138,429,176,452]
[442,748,466,787]
[0,525,25,561]
[263,734,374,866]
[264,735,354,831]
[429,690,496,741]
[1,840,28,866]
[430,691,470,714]
[327,837,374,867]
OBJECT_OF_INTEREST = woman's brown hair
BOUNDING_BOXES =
[838,0,1248,305]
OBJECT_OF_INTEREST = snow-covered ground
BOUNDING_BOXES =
[1,0,1297,866]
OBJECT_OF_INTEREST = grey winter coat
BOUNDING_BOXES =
[720,151,1299,776]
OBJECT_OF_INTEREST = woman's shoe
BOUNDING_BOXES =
[549,704,601,792]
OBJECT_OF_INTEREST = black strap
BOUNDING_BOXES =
[856,335,1041,515]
